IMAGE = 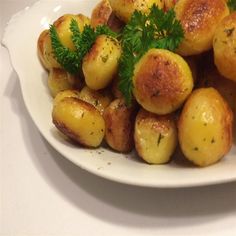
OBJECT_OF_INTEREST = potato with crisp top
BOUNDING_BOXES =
[134,109,178,164]
[52,97,105,148]
[175,0,229,56]
[48,68,77,97]
[178,88,233,167]
[103,98,137,153]
[133,48,193,115]
[53,14,90,50]
[82,35,121,90]
[37,30,61,70]
[109,0,164,23]
[213,13,236,82]
[79,86,113,114]
[53,90,80,106]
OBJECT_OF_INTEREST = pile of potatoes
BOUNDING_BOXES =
[38,0,236,167]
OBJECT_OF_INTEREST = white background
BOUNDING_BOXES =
[1,0,236,235]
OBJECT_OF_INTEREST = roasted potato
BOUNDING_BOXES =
[109,0,164,23]
[178,88,233,167]
[103,99,136,153]
[175,0,229,56]
[213,12,236,82]
[48,68,77,97]
[52,97,105,147]
[37,30,61,69]
[53,14,90,50]
[133,48,193,115]
[91,0,113,27]
[82,35,121,90]
[79,86,113,114]
[134,109,178,164]
[53,89,80,106]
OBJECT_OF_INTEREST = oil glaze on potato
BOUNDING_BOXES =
[91,0,113,27]
[134,109,178,164]
[213,13,236,82]
[53,90,80,106]
[178,88,233,167]
[53,14,90,50]
[79,86,113,114]
[48,68,76,97]
[37,30,61,69]
[82,35,121,90]
[52,98,105,148]
[175,0,229,56]
[103,99,136,153]
[133,48,193,115]
[109,0,164,23]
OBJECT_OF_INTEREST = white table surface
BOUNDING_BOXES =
[1,0,236,235]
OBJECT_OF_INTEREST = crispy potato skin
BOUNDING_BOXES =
[52,97,105,147]
[109,0,164,23]
[213,13,236,82]
[134,109,178,164]
[91,0,113,27]
[82,35,121,90]
[48,68,76,97]
[53,14,90,50]
[103,99,137,153]
[37,30,61,69]
[178,88,233,167]
[133,48,193,115]
[175,0,229,56]
[53,89,80,106]
[79,86,113,114]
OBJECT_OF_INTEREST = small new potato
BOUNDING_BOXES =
[52,97,105,148]
[37,30,61,69]
[53,89,80,106]
[109,0,164,23]
[79,86,113,114]
[48,68,76,97]
[82,35,121,90]
[103,99,137,153]
[213,12,236,82]
[53,14,90,50]
[133,48,193,115]
[134,109,178,164]
[178,88,233,167]
[91,0,113,27]
[175,0,229,56]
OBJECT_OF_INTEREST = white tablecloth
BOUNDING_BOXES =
[1,1,236,235]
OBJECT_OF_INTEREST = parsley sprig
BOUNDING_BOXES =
[49,19,117,74]
[118,5,184,105]
[228,0,236,11]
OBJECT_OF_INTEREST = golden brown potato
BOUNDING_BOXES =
[52,97,105,147]
[178,88,233,167]
[133,48,193,115]
[37,30,61,69]
[53,14,90,50]
[48,68,76,97]
[53,89,80,106]
[175,0,229,56]
[134,109,178,164]
[213,13,236,82]
[82,35,121,90]
[91,0,113,27]
[79,86,113,114]
[103,99,137,153]
[109,0,164,23]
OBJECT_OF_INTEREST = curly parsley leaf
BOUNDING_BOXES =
[118,5,184,105]
[50,20,117,74]
[228,0,236,11]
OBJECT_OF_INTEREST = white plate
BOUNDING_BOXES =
[2,0,236,188]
